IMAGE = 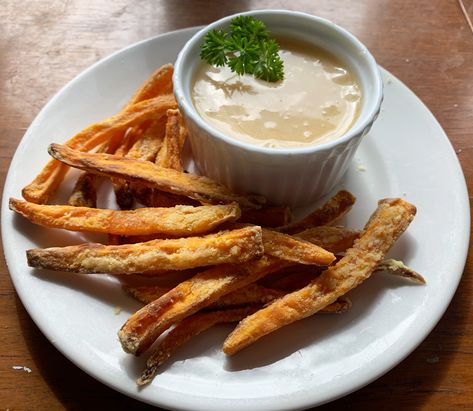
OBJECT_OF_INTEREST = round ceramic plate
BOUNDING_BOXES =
[1,27,470,411]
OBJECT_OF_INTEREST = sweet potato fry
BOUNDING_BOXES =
[139,109,190,208]
[126,64,174,108]
[22,95,177,204]
[127,119,167,162]
[374,259,426,284]
[296,226,360,253]
[125,283,285,308]
[155,109,188,171]
[67,172,98,208]
[113,118,168,209]
[68,132,126,207]
[240,206,291,227]
[278,190,356,234]
[137,294,353,386]
[261,228,335,266]
[26,226,263,274]
[118,255,290,355]
[10,199,240,236]
[48,144,265,209]
[223,198,416,355]
[137,306,257,386]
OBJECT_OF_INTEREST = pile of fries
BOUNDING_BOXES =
[11,64,425,386]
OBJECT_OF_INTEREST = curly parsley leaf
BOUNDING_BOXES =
[200,16,284,82]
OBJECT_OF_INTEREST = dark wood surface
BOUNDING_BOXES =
[1,1,472,409]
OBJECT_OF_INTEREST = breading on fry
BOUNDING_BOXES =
[68,133,126,207]
[10,199,240,236]
[22,94,177,204]
[223,198,416,355]
[118,255,290,355]
[48,144,265,209]
[26,226,264,274]
[296,226,360,253]
[114,118,168,209]
[155,109,188,171]
[261,228,335,265]
[278,190,356,234]
[125,283,285,308]
[137,306,257,386]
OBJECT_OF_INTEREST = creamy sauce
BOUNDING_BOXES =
[192,39,362,148]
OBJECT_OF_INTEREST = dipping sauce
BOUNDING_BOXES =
[192,39,362,148]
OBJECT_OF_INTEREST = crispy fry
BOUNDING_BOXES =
[126,64,174,108]
[137,294,353,386]
[125,283,285,308]
[155,109,188,171]
[374,258,426,284]
[278,190,356,234]
[68,132,126,207]
[118,255,290,355]
[48,144,265,209]
[22,95,177,204]
[296,226,360,253]
[127,119,167,161]
[137,306,256,386]
[261,228,335,266]
[240,206,291,227]
[10,199,240,236]
[114,118,168,209]
[223,198,416,355]
[26,226,263,274]
[141,108,190,207]
[67,172,98,208]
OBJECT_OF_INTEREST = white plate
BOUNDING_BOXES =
[1,27,470,411]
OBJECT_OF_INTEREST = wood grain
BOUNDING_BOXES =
[1,0,472,409]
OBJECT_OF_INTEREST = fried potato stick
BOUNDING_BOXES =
[68,132,127,207]
[155,109,188,171]
[118,255,290,355]
[261,228,335,266]
[118,224,349,355]
[48,144,265,209]
[126,64,174,108]
[223,198,416,355]
[137,306,257,386]
[10,199,240,236]
[68,172,98,208]
[278,190,356,234]
[26,226,263,274]
[296,226,361,253]
[139,109,190,208]
[138,296,353,386]
[113,118,168,209]
[22,94,177,204]
[125,283,285,308]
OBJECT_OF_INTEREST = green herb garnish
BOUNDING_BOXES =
[200,16,284,82]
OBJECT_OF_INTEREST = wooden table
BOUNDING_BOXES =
[1,1,472,409]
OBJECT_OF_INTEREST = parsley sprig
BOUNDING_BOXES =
[200,16,284,82]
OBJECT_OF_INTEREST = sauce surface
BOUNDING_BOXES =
[192,40,362,148]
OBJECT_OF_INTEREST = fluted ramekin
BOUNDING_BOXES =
[173,10,383,207]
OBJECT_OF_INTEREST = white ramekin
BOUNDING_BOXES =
[174,10,383,207]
